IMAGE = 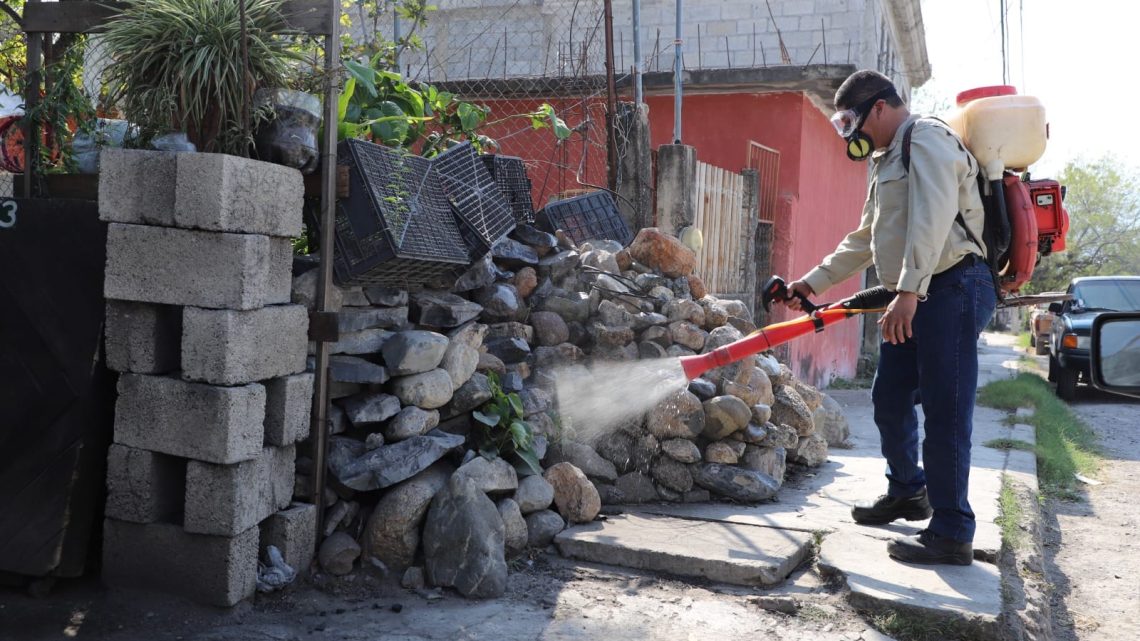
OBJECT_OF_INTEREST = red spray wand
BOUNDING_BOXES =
[679,278,894,381]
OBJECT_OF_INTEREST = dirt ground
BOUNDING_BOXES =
[1,550,893,641]
[1037,378,1140,641]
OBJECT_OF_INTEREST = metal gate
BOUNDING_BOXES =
[748,141,780,325]
[0,197,113,578]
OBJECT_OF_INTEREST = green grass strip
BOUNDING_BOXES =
[1016,332,1032,350]
[995,475,1025,549]
[983,438,1035,452]
[978,373,1101,498]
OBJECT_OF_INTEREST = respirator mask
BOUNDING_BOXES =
[831,88,896,161]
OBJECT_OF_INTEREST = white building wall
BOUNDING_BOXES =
[379,0,925,98]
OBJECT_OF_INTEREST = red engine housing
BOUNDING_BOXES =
[998,174,1070,293]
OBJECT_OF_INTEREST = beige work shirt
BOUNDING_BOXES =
[802,115,986,297]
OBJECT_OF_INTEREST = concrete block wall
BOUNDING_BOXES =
[100,150,314,607]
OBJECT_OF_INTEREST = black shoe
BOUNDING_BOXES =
[851,488,933,525]
[887,529,973,566]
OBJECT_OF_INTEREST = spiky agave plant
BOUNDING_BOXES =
[101,0,300,155]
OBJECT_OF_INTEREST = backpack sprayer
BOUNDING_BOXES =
[678,276,895,381]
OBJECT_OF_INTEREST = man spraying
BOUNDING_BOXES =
[783,70,996,565]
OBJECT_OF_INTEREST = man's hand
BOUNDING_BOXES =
[878,291,919,344]
[782,280,815,311]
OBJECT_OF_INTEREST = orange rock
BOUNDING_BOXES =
[628,228,696,278]
[688,274,707,299]
[543,462,601,523]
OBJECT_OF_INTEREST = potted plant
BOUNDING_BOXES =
[100,0,301,156]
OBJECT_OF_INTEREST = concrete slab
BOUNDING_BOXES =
[174,153,304,237]
[819,530,1001,637]
[554,512,812,587]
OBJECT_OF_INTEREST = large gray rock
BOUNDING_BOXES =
[475,284,525,322]
[751,403,773,425]
[363,463,451,572]
[630,433,660,471]
[546,442,618,482]
[661,438,701,464]
[382,330,449,376]
[538,294,590,323]
[327,328,393,355]
[593,432,634,473]
[614,471,659,503]
[519,387,553,417]
[514,475,555,514]
[651,457,694,493]
[383,406,440,441]
[337,307,408,332]
[646,390,705,440]
[329,430,464,491]
[444,372,492,416]
[318,532,360,576]
[544,462,601,524]
[792,379,824,413]
[530,311,569,346]
[664,299,705,326]
[484,336,531,364]
[423,476,508,598]
[524,510,565,548]
[363,286,409,307]
[536,250,580,282]
[339,392,401,427]
[588,323,635,350]
[497,498,528,557]
[691,463,780,502]
[533,343,585,368]
[491,237,539,268]
[701,395,752,439]
[453,456,519,494]
[704,441,742,465]
[812,393,851,448]
[669,321,708,351]
[741,445,786,485]
[453,252,499,292]
[327,356,389,385]
[760,423,800,450]
[411,291,483,328]
[789,433,829,467]
[772,385,815,436]
[391,369,454,409]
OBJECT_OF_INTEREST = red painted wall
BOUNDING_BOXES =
[645,91,869,387]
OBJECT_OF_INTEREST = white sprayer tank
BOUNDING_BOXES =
[945,85,1047,178]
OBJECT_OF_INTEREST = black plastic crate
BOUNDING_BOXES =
[434,143,516,260]
[309,139,470,287]
[536,190,632,246]
[480,154,535,223]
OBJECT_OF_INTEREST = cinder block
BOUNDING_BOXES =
[184,445,295,536]
[105,300,183,374]
[113,374,265,464]
[104,223,291,311]
[102,518,258,607]
[104,444,186,524]
[181,305,309,385]
[259,502,317,574]
[264,373,314,446]
[98,149,178,226]
[174,153,304,237]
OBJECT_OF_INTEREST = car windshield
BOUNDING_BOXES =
[1072,280,1140,311]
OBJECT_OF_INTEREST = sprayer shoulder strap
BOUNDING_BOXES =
[900,118,1001,302]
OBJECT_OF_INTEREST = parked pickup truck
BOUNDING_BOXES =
[1030,305,1053,355]
[1048,276,1140,400]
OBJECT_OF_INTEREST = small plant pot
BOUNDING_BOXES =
[254,89,321,174]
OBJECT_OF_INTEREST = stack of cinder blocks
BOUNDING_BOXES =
[100,149,316,606]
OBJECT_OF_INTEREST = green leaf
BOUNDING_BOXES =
[509,420,532,449]
[344,60,377,98]
[541,104,572,140]
[372,101,410,144]
[457,102,483,131]
[473,410,501,427]
[337,76,356,123]
[507,393,524,417]
[514,447,543,476]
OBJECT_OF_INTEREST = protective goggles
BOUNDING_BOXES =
[829,88,897,138]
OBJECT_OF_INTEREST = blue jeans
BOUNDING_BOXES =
[870,260,996,543]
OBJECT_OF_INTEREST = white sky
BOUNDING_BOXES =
[918,0,1140,176]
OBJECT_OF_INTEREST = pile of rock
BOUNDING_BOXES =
[293,222,851,599]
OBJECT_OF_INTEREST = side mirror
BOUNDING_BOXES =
[1048,302,1063,314]
[1090,313,1140,399]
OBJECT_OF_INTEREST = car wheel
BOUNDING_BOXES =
[1048,354,1058,382]
[1056,365,1078,402]
[1034,337,1049,355]
[1029,333,1035,348]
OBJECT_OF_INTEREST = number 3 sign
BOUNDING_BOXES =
[0,199,16,228]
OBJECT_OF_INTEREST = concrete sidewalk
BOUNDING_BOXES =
[556,333,1037,637]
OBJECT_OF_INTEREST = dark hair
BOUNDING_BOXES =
[834,70,904,110]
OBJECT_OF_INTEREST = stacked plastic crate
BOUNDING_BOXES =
[99,150,316,606]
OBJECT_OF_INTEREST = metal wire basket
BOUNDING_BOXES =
[434,142,517,261]
[480,153,535,224]
[536,190,632,246]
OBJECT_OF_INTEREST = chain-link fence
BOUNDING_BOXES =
[397,0,618,209]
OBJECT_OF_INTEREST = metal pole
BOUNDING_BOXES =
[604,0,619,193]
[633,0,643,105]
[393,1,402,71]
[673,0,683,143]
[311,0,341,544]
[22,1,42,197]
